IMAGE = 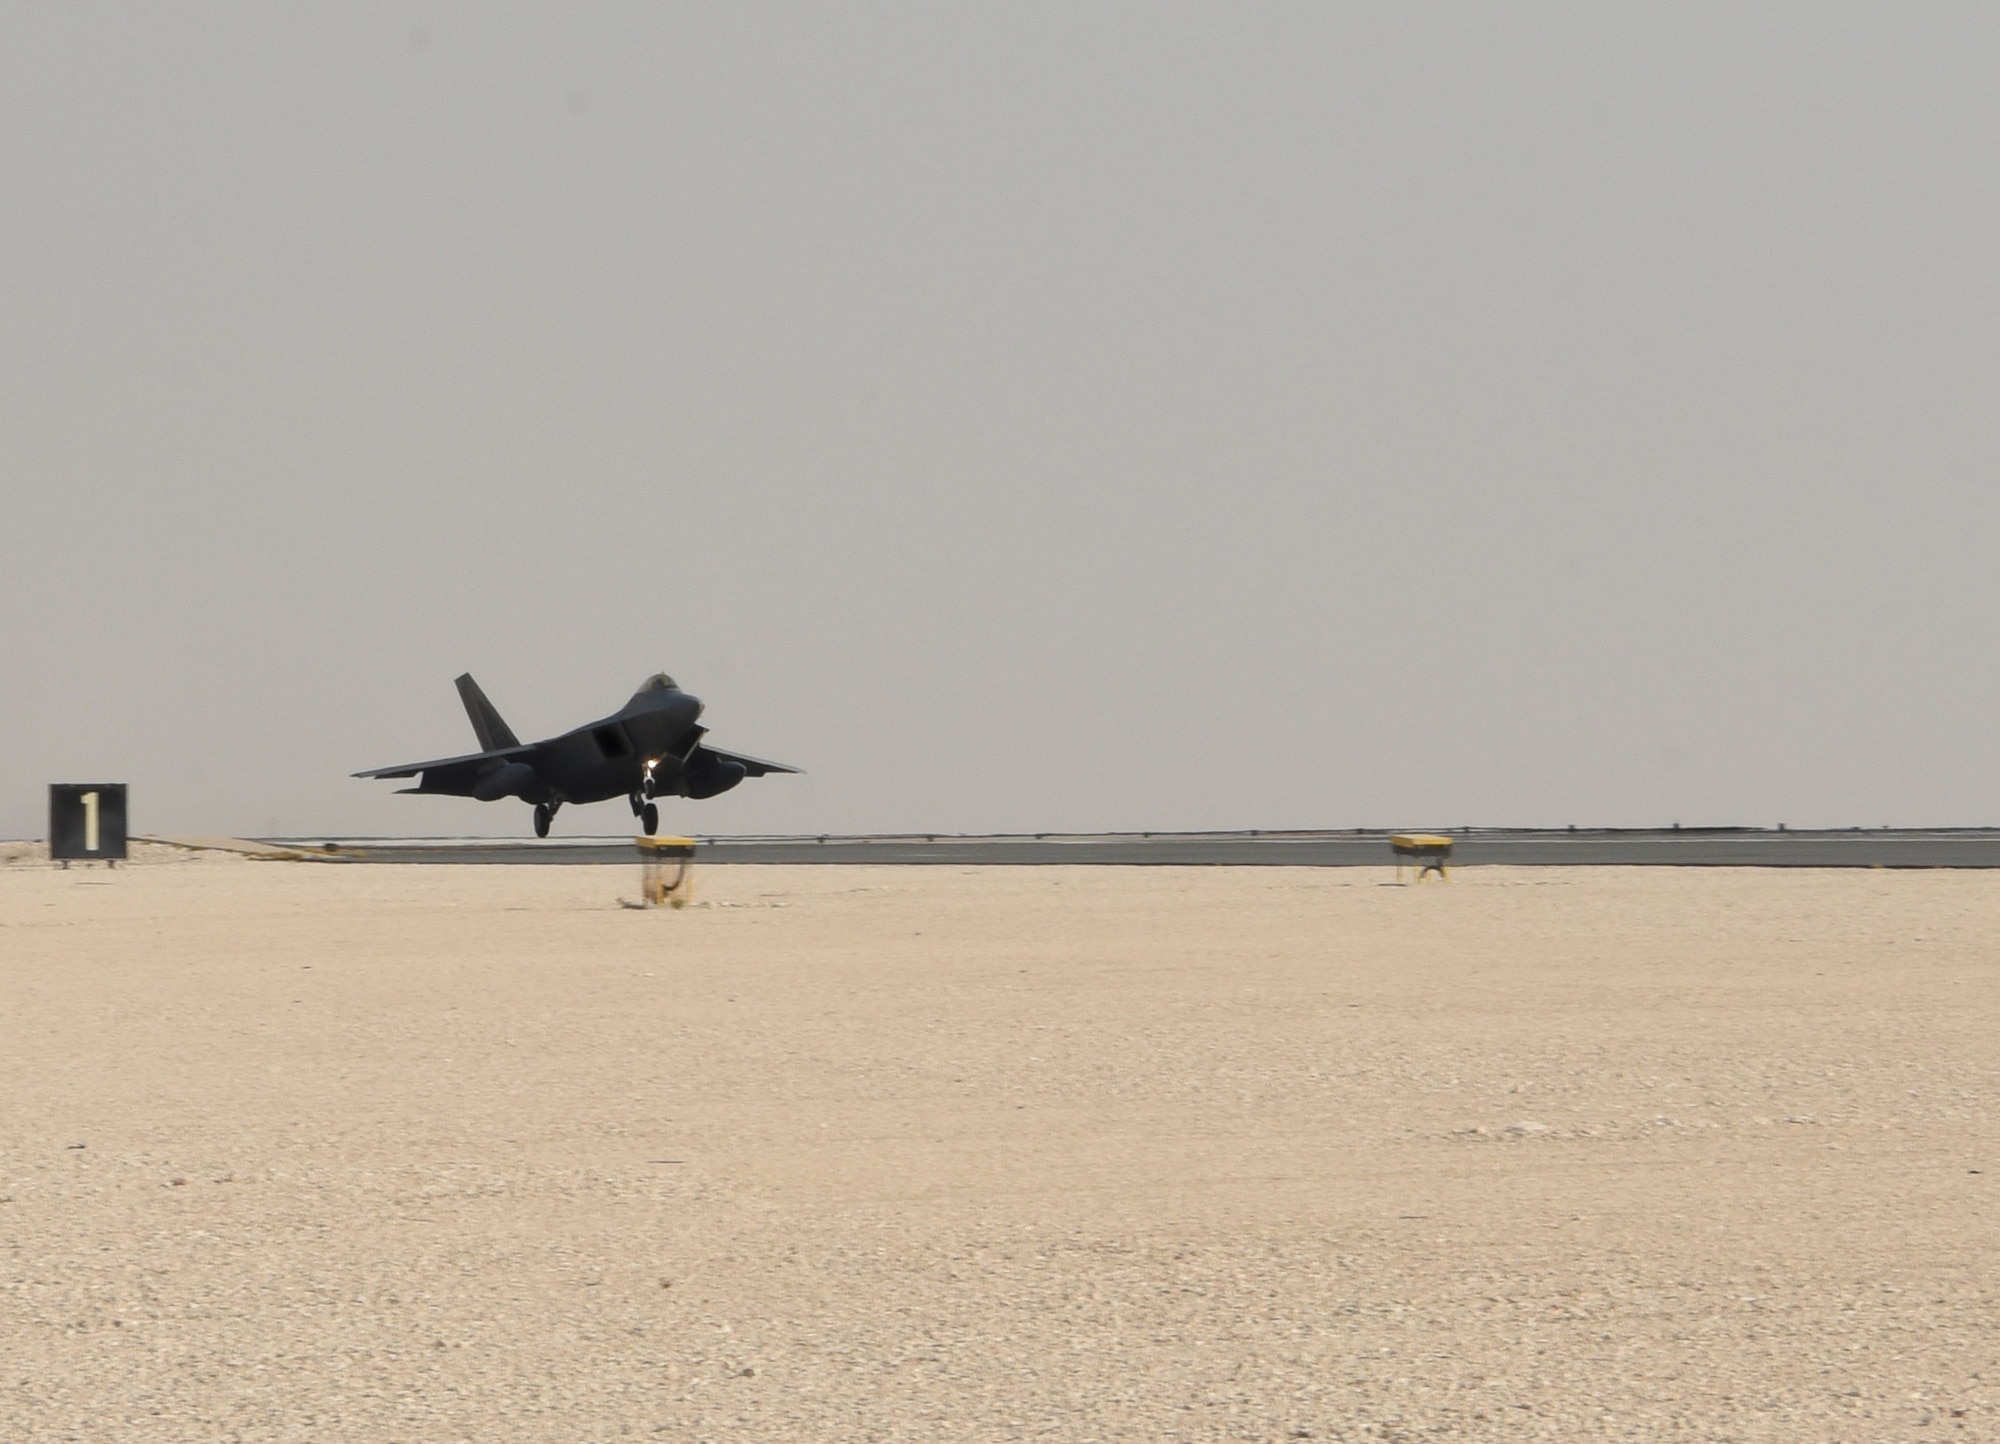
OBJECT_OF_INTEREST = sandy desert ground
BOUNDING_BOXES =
[1,851,1994,1441]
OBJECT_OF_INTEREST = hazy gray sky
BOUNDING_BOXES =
[5,5,1999,838]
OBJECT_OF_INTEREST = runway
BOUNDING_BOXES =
[247,827,2000,867]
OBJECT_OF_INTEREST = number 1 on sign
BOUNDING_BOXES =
[81,791,99,852]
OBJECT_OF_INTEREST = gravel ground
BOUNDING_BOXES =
[1,860,1994,1441]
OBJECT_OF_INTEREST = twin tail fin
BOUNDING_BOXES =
[455,673,521,752]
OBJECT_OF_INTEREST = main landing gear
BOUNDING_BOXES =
[532,800,561,839]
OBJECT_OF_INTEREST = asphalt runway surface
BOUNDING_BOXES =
[257,827,2000,868]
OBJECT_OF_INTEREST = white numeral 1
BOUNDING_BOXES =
[81,791,99,852]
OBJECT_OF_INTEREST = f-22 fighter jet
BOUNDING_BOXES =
[356,673,797,836]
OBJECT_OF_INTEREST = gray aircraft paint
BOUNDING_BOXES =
[356,674,796,835]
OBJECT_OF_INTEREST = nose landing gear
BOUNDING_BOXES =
[635,759,662,835]
[626,791,661,834]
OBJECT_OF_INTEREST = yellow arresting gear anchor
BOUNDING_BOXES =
[637,835,698,908]
[1390,833,1454,883]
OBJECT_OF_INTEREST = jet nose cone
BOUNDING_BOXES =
[675,693,703,724]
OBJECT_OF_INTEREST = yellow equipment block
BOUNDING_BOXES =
[1389,833,1454,882]
[636,835,698,908]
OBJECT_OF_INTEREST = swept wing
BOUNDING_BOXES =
[353,744,538,793]
[698,745,800,777]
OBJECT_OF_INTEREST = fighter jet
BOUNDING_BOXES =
[355,673,797,836]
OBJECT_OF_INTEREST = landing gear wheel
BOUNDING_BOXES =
[629,792,645,817]
[641,802,659,836]
[533,804,552,839]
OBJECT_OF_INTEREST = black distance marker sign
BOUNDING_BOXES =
[50,784,128,862]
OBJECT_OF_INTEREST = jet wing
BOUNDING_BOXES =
[702,745,801,777]
[354,744,537,785]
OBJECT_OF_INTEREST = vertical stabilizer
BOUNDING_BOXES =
[455,674,522,752]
